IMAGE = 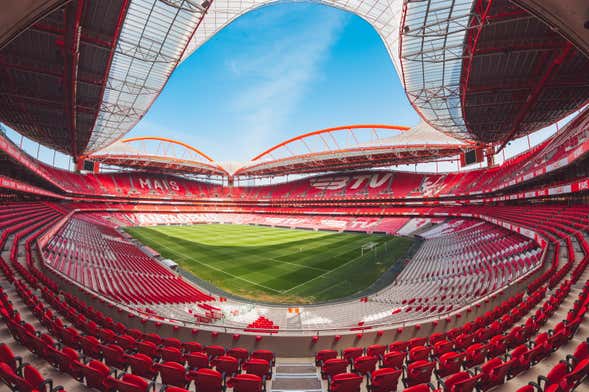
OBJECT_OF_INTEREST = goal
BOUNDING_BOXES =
[361,242,378,256]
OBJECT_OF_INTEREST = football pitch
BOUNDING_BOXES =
[124,224,413,304]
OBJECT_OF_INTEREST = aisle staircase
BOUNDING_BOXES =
[271,361,323,392]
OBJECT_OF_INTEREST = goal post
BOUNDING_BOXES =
[361,242,378,256]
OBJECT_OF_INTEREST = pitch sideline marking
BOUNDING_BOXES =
[134,231,283,294]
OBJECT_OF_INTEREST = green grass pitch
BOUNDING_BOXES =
[125,224,413,304]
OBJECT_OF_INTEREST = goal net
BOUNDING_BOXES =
[361,242,378,256]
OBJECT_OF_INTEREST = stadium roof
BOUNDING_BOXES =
[233,122,470,177]
[0,0,587,159]
[86,136,228,176]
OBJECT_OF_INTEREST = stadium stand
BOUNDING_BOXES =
[1,1,589,391]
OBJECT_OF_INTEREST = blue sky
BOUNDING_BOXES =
[128,3,419,162]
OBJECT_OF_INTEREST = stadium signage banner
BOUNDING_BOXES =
[309,173,393,190]
[0,175,63,198]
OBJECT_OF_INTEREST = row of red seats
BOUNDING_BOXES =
[0,246,274,392]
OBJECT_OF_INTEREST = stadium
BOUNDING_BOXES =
[0,0,588,391]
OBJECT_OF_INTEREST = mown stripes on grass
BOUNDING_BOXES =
[125,224,413,304]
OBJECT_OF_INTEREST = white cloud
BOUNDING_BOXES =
[225,7,349,159]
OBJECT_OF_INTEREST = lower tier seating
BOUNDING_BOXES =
[0,202,587,392]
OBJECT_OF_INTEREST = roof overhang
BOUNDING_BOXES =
[2,0,588,156]
[86,136,228,176]
[234,122,471,177]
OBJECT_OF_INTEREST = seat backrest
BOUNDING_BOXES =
[434,340,453,356]
[116,374,148,392]
[228,347,249,361]
[409,346,429,362]
[366,345,386,357]
[205,345,226,358]
[342,347,363,362]
[480,357,502,376]
[129,353,156,378]
[545,361,569,385]
[316,349,338,363]
[322,358,348,377]
[244,359,270,377]
[403,384,432,392]
[195,368,223,392]
[228,373,262,392]
[252,350,274,365]
[371,368,401,392]
[408,338,427,349]
[162,347,185,363]
[137,340,158,357]
[445,372,479,392]
[143,333,162,345]
[573,341,589,362]
[330,373,362,392]
[0,343,18,372]
[353,355,377,375]
[213,355,239,375]
[389,341,408,352]
[407,360,434,383]
[183,341,203,353]
[439,352,465,371]
[83,360,110,389]
[186,351,210,369]
[158,361,187,387]
[163,337,182,348]
[382,351,404,369]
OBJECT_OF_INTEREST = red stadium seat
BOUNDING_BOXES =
[438,371,480,392]
[212,355,239,379]
[382,351,405,369]
[404,360,435,387]
[101,344,128,372]
[328,372,363,392]
[80,335,102,359]
[157,361,191,389]
[186,351,210,370]
[128,353,158,380]
[0,343,23,374]
[435,352,465,379]
[408,346,430,363]
[251,350,275,367]
[0,362,64,392]
[367,368,402,392]
[476,357,512,391]
[316,349,338,366]
[228,373,264,392]
[321,358,349,380]
[227,347,249,363]
[205,345,226,359]
[352,355,378,376]
[80,360,114,391]
[161,346,185,364]
[183,341,204,354]
[342,347,364,364]
[366,345,386,360]
[243,358,272,380]
[192,368,225,392]
[113,373,155,392]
